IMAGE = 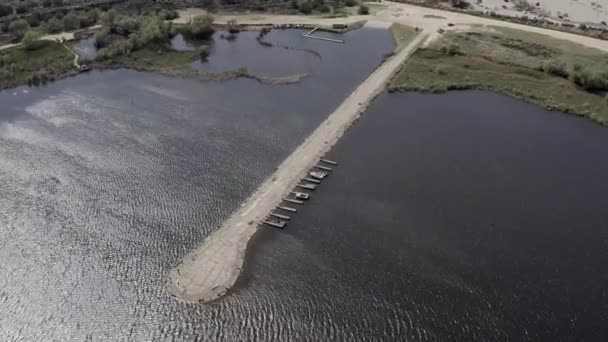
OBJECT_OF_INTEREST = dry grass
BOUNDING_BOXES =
[390,29,608,125]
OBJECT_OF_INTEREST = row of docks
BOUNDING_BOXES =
[273,24,316,30]
[262,158,338,229]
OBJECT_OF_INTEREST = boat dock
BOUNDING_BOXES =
[270,213,290,220]
[302,26,344,43]
[320,158,337,165]
[303,27,318,36]
[284,198,304,205]
[263,220,286,229]
[315,165,333,171]
[265,159,335,229]
[296,183,317,190]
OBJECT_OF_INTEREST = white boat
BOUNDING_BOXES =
[293,192,310,200]
[309,171,328,180]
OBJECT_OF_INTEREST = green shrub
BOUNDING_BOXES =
[47,17,64,33]
[299,1,312,14]
[189,15,214,39]
[358,5,369,15]
[197,45,210,60]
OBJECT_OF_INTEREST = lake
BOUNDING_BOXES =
[1,27,606,341]
[246,90,608,341]
[0,28,395,341]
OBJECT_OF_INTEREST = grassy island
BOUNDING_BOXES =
[390,27,608,125]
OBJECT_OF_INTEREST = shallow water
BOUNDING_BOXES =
[246,90,608,341]
[169,33,196,52]
[0,28,393,341]
[193,30,330,78]
[72,37,98,60]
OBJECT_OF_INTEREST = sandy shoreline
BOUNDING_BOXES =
[166,29,428,303]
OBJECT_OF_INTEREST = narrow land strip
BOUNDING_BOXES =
[166,30,428,303]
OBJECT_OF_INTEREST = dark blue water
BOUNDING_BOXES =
[246,90,608,341]
[0,28,395,341]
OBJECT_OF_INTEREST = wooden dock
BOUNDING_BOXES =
[270,213,290,220]
[304,177,321,184]
[263,220,286,229]
[277,206,297,212]
[284,198,304,205]
[320,158,337,165]
[303,34,344,43]
[315,165,333,171]
[303,27,318,36]
[297,183,317,190]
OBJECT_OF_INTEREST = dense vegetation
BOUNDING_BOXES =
[93,10,214,60]
[0,40,73,88]
[390,27,608,124]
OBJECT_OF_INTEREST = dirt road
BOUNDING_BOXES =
[0,25,101,52]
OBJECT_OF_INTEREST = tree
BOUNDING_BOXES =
[62,11,81,30]
[22,30,42,50]
[197,45,209,60]
[189,15,214,39]
[358,4,369,14]
[8,19,30,40]
[15,2,31,15]
[47,17,64,33]
[299,1,312,14]
[344,0,356,7]
[0,4,12,17]
[101,9,118,27]
[227,19,239,34]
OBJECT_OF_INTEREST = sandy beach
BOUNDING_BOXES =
[471,0,608,25]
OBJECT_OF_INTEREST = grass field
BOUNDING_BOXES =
[0,41,73,89]
[391,27,608,125]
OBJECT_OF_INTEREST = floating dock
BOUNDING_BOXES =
[315,165,333,171]
[291,191,310,200]
[320,158,337,165]
[284,198,304,205]
[277,206,297,212]
[263,220,286,229]
[270,213,290,220]
[303,34,344,43]
[304,177,321,184]
[303,27,318,36]
[296,183,317,190]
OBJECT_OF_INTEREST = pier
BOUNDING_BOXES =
[166,33,428,304]
[304,177,321,184]
[320,158,337,165]
[302,26,344,43]
[302,34,344,43]
[270,213,291,220]
[315,165,333,171]
[296,183,317,190]
[277,206,297,212]
[262,220,286,229]
[284,198,304,205]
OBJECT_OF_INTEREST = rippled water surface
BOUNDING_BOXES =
[249,91,608,341]
[0,29,393,341]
